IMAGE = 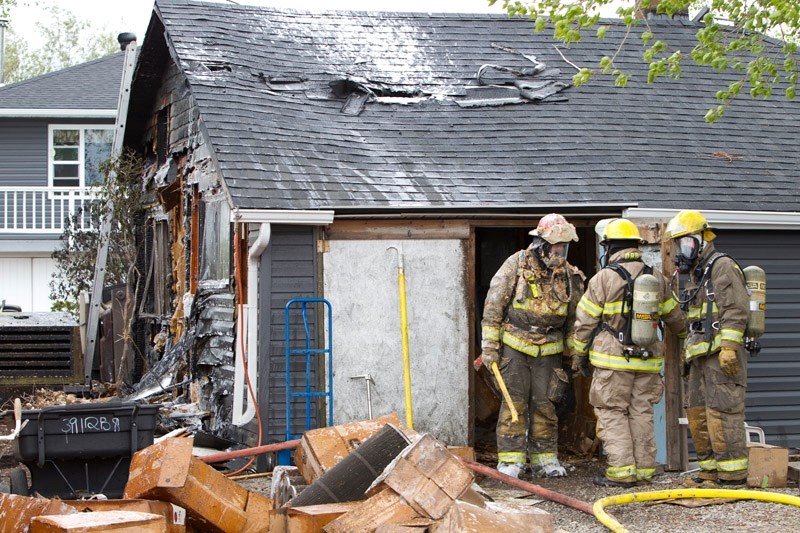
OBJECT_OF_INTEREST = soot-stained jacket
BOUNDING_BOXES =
[481,246,584,358]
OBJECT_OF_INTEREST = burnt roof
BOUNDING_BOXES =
[130,0,800,213]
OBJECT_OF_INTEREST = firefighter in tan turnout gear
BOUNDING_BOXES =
[573,218,686,487]
[481,213,585,479]
[666,210,751,486]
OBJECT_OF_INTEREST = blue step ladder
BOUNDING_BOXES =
[277,298,333,465]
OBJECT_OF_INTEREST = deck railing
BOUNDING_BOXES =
[0,187,98,234]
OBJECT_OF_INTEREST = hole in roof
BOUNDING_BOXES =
[329,78,421,99]
[204,62,232,73]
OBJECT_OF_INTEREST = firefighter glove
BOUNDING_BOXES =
[481,348,499,369]
[572,354,590,377]
[718,347,740,377]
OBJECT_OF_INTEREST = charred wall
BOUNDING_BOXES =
[131,59,241,443]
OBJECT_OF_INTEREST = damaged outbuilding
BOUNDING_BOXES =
[115,0,800,469]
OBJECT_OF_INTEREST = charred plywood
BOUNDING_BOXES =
[193,290,237,438]
[129,43,242,437]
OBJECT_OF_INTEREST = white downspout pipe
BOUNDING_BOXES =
[229,208,333,428]
[233,222,271,426]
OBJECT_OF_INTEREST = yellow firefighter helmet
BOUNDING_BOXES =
[597,218,643,244]
[529,213,578,244]
[664,210,716,241]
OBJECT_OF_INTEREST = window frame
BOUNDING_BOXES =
[47,124,115,189]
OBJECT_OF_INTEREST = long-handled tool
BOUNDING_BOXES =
[350,374,374,419]
[388,244,413,429]
[491,361,518,423]
[0,398,27,441]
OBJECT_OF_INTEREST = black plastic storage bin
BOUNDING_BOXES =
[12,400,160,499]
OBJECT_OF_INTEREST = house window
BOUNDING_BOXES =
[49,125,114,188]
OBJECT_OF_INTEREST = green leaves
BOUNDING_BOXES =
[0,0,16,18]
[2,3,118,83]
[573,67,594,86]
[502,0,800,122]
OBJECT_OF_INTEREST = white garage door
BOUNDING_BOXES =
[0,256,56,312]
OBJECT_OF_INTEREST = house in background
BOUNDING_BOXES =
[123,0,800,470]
[0,53,124,312]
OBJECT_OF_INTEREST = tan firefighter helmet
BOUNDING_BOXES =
[529,213,579,244]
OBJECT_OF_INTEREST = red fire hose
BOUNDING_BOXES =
[196,438,594,517]
[457,457,595,515]
[198,438,301,464]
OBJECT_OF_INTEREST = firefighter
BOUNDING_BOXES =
[572,218,686,487]
[480,213,585,478]
[665,210,750,486]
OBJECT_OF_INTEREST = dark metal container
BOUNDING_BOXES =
[12,400,159,498]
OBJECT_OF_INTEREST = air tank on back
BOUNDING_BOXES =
[632,273,660,347]
[743,265,766,339]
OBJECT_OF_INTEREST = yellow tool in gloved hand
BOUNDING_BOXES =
[491,361,519,423]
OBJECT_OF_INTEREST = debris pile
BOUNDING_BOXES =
[0,408,556,532]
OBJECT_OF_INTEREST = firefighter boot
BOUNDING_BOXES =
[531,453,566,477]
[497,462,524,479]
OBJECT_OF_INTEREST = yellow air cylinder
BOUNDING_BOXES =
[743,265,766,339]
[631,273,660,347]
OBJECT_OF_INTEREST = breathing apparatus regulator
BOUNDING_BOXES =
[665,210,767,357]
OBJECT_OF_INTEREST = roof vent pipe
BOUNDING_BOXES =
[0,19,8,86]
[117,32,136,51]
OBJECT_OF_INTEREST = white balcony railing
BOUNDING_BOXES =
[0,187,98,234]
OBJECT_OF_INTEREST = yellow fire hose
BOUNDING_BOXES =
[388,245,413,429]
[593,487,800,533]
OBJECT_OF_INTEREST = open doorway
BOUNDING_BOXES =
[472,222,598,461]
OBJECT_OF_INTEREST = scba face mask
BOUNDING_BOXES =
[534,237,569,268]
[675,235,701,274]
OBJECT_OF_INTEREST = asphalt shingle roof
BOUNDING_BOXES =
[0,53,125,110]
[139,0,800,212]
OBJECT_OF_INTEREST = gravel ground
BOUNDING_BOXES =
[473,458,800,533]
[232,454,800,533]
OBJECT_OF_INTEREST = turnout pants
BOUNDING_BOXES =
[686,350,748,481]
[495,345,560,465]
[590,368,663,482]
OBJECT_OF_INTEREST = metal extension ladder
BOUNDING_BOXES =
[279,298,333,465]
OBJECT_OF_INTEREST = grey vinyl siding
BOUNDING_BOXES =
[258,225,320,445]
[713,230,800,449]
[0,119,48,185]
[0,118,115,186]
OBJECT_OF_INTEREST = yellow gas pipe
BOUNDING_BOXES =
[593,488,800,533]
[388,244,414,429]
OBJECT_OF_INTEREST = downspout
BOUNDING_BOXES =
[229,209,335,428]
[233,222,271,426]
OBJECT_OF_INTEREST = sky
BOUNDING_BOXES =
[7,0,509,48]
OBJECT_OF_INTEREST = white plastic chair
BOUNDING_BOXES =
[744,422,766,445]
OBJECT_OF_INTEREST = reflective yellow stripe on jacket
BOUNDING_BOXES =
[578,294,664,371]
[503,332,564,357]
[684,302,745,361]
[589,351,664,372]
[482,325,501,343]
